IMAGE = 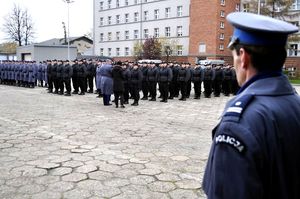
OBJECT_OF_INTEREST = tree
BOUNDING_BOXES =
[3,4,34,46]
[132,40,144,61]
[0,42,17,54]
[142,37,162,60]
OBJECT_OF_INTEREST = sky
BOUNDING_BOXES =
[0,0,93,44]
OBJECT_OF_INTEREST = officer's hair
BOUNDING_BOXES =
[230,44,287,71]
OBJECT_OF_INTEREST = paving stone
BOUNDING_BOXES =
[170,156,190,161]
[6,177,34,187]
[77,180,105,190]
[129,175,156,185]
[48,181,75,192]
[62,160,84,168]
[36,162,60,170]
[98,162,121,172]
[31,191,62,199]
[63,188,93,199]
[34,175,60,185]
[50,167,73,176]
[103,178,130,187]
[62,173,88,182]
[107,158,130,166]
[17,184,46,194]
[113,169,138,178]
[147,181,176,193]
[139,168,161,175]
[169,189,200,199]
[93,186,122,198]
[76,165,98,173]
[156,173,181,182]
[175,180,201,189]
[88,170,113,180]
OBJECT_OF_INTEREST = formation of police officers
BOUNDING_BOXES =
[0,59,239,104]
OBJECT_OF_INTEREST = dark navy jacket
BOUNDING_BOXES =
[203,75,300,199]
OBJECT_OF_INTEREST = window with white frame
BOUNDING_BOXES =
[220,33,224,40]
[165,27,171,37]
[220,21,224,29]
[165,7,171,18]
[199,43,206,53]
[108,32,112,41]
[125,47,129,56]
[177,6,183,17]
[116,31,120,40]
[108,48,112,56]
[108,0,112,8]
[100,1,104,10]
[116,15,120,24]
[221,0,225,6]
[177,26,182,37]
[125,13,129,23]
[154,9,159,19]
[243,3,250,12]
[125,31,129,40]
[134,12,139,22]
[100,48,104,56]
[134,0,138,5]
[134,30,139,39]
[219,44,224,50]
[116,48,120,56]
[177,45,183,55]
[125,0,129,6]
[100,33,104,41]
[100,17,104,26]
[108,16,112,25]
[220,10,225,17]
[116,0,120,7]
[144,29,149,38]
[154,28,159,38]
[144,11,148,21]
[289,44,298,56]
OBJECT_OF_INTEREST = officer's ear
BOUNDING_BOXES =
[239,47,251,71]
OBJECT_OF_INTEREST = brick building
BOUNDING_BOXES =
[93,0,240,64]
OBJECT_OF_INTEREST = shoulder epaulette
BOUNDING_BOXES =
[223,94,254,121]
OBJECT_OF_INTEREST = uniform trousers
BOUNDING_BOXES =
[159,82,169,101]
[148,81,157,99]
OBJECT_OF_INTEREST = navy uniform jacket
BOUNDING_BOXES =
[203,75,300,199]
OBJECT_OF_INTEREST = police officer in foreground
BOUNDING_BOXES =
[203,12,300,199]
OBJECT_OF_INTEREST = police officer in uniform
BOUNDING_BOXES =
[203,64,215,98]
[56,60,64,95]
[191,63,204,99]
[147,62,158,101]
[62,60,73,96]
[72,59,79,94]
[86,59,95,93]
[203,12,300,199]
[77,59,87,95]
[158,62,172,102]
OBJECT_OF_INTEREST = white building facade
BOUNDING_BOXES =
[94,0,190,58]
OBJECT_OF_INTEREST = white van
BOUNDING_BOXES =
[198,59,225,65]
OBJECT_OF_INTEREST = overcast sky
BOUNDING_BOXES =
[0,0,93,44]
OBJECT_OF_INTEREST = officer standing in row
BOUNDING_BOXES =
[158,62,173,102]
[203,12,300,199]
[62,60,73,96]
[203,64,215,98]
[86,59,95,93]
[77,59,87,95]
[147,62,158,101]
[129,63,143,106]
[192,64,204,99]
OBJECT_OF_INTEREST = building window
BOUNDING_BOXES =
[116,15,120,24]
[134,0,138,5]
[177,45,183,56]
[144,0,147,2]
[243,3,250,12]
[199,43,206,53]
[108,16,112,25]
[116,31,120,40]
[154,28,159,38]
[116,48,120,56]
[177,6,183,17]
[100,33,104,41]
[134,12,139,22]
[220,33,224,40]
[144,11,148,21]
[108,48,112,56]
[154,9,159,19]
[100,48,104,56]
[177,26,182,37]
[125,31,129,40]
[289,44,298,56]
[100,17,104,26]
[108,0,112,9]
[144,29,149,38]
[125,47,129,56]
[219,44,224,50]
[220,21,224,29]
[134,30,139,39]
[165,27,171,37]
[221,0,225,6]
[220,10,225,17]
[165,7,171,18]
[100,1,104,10]
[125,13,129,23]
[116,0,120,7]
[125,0,129,6]
[108,32,112,41]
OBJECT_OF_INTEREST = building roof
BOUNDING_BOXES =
[37,36,93,46]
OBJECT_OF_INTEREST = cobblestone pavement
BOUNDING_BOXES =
[0,85,299,199]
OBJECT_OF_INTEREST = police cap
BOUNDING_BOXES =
[227,12,298,48]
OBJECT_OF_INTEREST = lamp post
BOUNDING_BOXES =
[63,0,74,60]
